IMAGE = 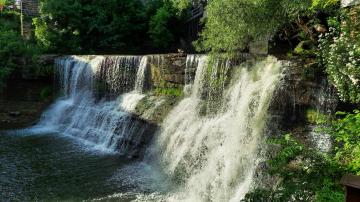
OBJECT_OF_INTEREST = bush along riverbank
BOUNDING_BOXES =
[0,6,53,90]
[243,110,360,201]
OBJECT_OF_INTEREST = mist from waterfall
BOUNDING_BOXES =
[34,56,151,154]
[147,55,283,202]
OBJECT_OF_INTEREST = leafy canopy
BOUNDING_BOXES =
[0,10,42,89]
[34,0,185,53]
[195,0,316,53]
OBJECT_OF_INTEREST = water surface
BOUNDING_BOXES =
[0,131,166,202]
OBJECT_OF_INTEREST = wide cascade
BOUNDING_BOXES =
[150,55,283,201]
[21,54,284,201]
[35,55,152,155]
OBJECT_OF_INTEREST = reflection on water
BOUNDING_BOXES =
[0,131,168,202]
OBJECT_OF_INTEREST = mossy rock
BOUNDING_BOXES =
[294,41,316,56]
[134,94,181,124]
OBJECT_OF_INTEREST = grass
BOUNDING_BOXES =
[154,87,184,97]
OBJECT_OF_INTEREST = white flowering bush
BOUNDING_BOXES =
[319,14,360,103]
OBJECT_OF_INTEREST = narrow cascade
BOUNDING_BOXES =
[151,55,283,201]
[134,56,149,93]
[35,56,153,154]
[97,56,142,95]
[184,55,201,95]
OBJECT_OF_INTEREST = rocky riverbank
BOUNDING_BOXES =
[0,79,54,130]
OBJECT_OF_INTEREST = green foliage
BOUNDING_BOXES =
[0,11,39,89]
[331,110,360,174]
[154,87,184,97]
[267,134,304,173]
[243,134,345,202]
[244,109,360,201]
[311,0,340,10]
[0,0,6,5]
[294,40,317,56]
[34,0,184,53]
[40,86,53,100]
[169,0,204,13]
[34,0,148,53]
[169,0,191,11]
[319,10,360,103]
[0,10,43,89]
[306,109,331,124]
[0,9,20,30]
[149,1,175,48]
[197,0,315,54]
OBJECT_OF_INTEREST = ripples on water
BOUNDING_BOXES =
[0,130,168,202]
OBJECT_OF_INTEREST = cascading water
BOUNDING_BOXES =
[97,56,142,95]
[147,55,283,201]
[35,55,153,155]
[11,53,285,201]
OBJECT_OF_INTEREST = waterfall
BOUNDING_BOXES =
[150,55,283,201]
[134,56,149,93]
[97,56,142,95]
[184,55,201,95]
[27,53,284,201]
[35,56,153,155]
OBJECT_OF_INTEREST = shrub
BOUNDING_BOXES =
[319,11,360,103]
[244,108,360,201]
[243,133,345,201]
[154,87,184,97]
[0,10,43,89]
[330,110,360,174]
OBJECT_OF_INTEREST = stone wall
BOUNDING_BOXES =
[21,0,39,39]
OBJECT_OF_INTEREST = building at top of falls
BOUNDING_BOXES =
[20,0,39,40]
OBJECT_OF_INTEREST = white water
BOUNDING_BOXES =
[98,56,142,94]
[26,54,284,201]
[34,56,149,154]
[149,55,283,202]
[134,56,149,93]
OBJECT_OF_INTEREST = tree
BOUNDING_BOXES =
[0,9,41,89]
[34,0,148,53]
[0,0,6,12]
[196,0,317,53]
[34,0,188,54]
[148,0,180,48]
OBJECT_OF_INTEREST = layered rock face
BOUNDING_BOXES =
[40,54,339,128]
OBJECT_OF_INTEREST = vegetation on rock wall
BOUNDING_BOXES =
[330,111,360,174]
[243,109,360,201]
[319,9,360,103]
[243,133,345,201]
[154,87,184,97]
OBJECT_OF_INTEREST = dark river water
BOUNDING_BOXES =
[0,130,169,202]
